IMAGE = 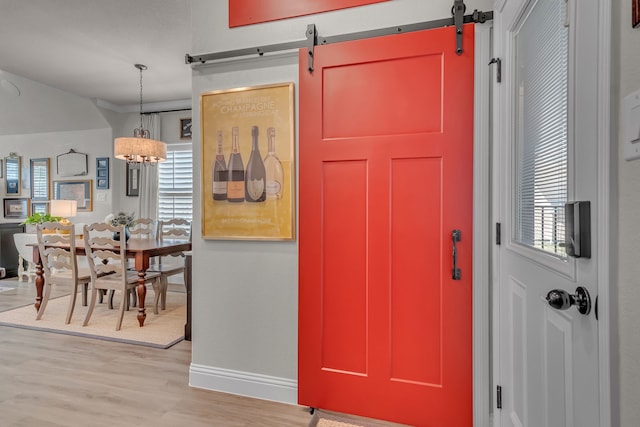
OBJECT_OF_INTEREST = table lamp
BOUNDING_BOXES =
[50,199,77,231]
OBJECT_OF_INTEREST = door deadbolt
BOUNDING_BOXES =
[545,286,591,315]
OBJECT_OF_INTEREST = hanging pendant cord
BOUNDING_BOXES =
[134,63,148,130]
[139,66,144,129]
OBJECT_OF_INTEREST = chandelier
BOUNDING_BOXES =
[114,64,166,166]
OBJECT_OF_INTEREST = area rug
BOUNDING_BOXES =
[313,417,365,427]
[0,291,186,348]
[309,410,409,427]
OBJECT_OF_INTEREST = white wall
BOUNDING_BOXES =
[0,70,110,136]
[189,0,493,404]
[616,0,640,425]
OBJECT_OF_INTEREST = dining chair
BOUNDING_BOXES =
[36,221,91,324]
[128,217,157,239]
[82,222,161,331]
[148,218,191,313]
[121,217,157,309]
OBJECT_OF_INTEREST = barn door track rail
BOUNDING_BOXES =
[185,1,492,72]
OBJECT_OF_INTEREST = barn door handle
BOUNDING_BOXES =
[452,229,461,280]
[546,286,592,315]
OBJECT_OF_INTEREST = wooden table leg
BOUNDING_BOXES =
[136,271,147,327]
[32,246,44,312]
[34,261,44,312]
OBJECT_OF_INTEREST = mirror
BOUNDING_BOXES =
[56,149,87,177]
[30,158,50,201]
[4,155,21,196]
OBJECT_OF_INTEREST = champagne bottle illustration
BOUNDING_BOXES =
[264,127,284,200]
[245,126,266,202]
[212,130,228,201]
[226,126,245,202]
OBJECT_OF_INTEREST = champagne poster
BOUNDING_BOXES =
[201,82,295,240]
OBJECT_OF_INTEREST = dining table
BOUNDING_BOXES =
[30,238,192,327]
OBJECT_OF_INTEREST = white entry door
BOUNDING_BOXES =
[493,0,609,426]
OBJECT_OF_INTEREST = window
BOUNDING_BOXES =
[158,144,193,221]
[514,0,568,256]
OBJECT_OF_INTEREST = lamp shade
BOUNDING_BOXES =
[114,137,167,163]
[50,199,77,218]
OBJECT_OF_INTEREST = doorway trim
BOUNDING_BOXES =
[473,22,493,427]
[594,1,613,426]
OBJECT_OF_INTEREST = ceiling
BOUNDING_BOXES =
[0,0,192,111]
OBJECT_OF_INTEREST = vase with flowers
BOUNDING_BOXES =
[104,211,135,241]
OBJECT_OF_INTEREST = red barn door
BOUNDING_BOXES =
[299,24,475,427]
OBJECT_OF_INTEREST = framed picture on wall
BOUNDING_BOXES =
[126,163,140,197]
[634,0,640,28]
[4,198,29,219]
[31,201,49,215]
[180,117,192,139]
[30,158,50,201]
[200,82,295,240]
[53,180,93,211]
[4,155,21,196]
[96,157,109,189]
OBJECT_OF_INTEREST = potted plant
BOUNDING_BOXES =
[20,212,62,233]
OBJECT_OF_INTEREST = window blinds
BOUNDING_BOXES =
[514,0,568,256]
[158,148,193,222]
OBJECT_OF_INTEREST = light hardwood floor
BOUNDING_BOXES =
[0,278,312,426]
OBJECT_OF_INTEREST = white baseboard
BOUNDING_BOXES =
[189,363,298,405]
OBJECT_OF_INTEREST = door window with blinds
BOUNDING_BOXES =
[158,144,193,221]
[514,0,568,257]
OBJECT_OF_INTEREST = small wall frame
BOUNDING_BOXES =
[126,163,140,197]
[4,198,29,219]
[96,157,109,189]
[4,155,21,196]
[180,117,192,139]
[30,158,50,201]
[31,201,49,215]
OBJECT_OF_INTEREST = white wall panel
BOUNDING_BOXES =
[510,277,527,427]
[545,308,574,427]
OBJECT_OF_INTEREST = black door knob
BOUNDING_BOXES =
[545,286,591,315]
